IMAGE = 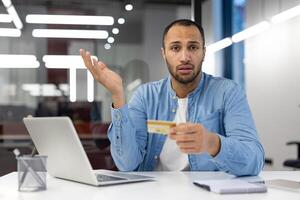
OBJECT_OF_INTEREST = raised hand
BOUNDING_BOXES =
[80,48,125,108]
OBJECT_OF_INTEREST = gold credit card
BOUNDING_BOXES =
[147,120,176,135]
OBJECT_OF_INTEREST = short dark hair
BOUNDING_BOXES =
[162,19,205,49]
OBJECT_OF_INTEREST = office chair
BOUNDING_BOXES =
[283,141,300,169]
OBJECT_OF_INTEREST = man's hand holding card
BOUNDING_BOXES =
[147,120,221,156]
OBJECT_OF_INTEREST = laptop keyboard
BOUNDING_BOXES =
[96,174,126,182]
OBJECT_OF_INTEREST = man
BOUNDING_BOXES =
[80,19,264,176]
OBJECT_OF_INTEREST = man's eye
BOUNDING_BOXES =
[171,46,180,51]
[190,46,199,51]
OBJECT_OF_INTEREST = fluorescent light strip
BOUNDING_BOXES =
[26,14,114,25]
[206,37,232,54]
[0,28,21,37]
[69,67,76,102]
[32,29,109,39]
[87,71,94,102]
[0,61,39,68]
[0,54,39,68]
[43,55,97,69]
[7,5,23,29]
[1,0,11,8]
[0,14,12,22]
[271,5,300,24]
[232,21,270,43]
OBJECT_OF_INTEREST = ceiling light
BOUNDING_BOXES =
[271,5,300,24]
[112,28,119,34]
[118,18,125,24]
[125,4,133,11]
[26,14,114,26]
[104,43,111,50]
[1,0,11,8]
[0,61,39,68]
[32,29,109,39]
[0,14,12,23]
[232,21,270,43]
[206,38,232,54]
[0,54,39,68]
[0,28,21,37]
[43,55,97,69]
[87,71,94,102]
[107,37,114,43]
[7,6,23,29]
[69,67,76,102]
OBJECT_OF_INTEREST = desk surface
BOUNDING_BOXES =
[0,171,300,200]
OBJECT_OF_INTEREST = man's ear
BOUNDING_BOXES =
[161,47,166,62]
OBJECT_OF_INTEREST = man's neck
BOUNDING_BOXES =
[171,72,202,98]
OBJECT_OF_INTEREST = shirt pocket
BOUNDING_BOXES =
[196,109,224,135]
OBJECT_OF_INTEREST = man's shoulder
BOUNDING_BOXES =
[204,73,239,90]
[203,73,242,96]
[138,77,168,91]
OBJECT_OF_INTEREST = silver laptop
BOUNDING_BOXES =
[23,116,154,186]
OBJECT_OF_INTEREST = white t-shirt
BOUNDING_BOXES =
[155,98,189,171]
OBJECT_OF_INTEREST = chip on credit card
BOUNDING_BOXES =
[147,120,176,135]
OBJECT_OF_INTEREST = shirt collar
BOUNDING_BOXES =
[167,72,206,98]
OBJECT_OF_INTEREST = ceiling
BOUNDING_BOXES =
[12,0,191,7]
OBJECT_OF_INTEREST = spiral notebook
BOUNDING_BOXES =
[193,179,267,194]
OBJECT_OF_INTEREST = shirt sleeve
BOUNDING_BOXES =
[211,83,265,176]
[107,86,148,171]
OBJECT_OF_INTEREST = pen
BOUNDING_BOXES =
[14,148,45,187]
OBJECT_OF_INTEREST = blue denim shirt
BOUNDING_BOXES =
[108,72,265,176]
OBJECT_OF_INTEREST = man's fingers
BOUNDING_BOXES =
[80,49,93,70]
[171,123,200,133]
[176,141,196,148]
[180,147,198,154]
[95,59,106,70]
[171,133,195,142]
[85,51,94,68]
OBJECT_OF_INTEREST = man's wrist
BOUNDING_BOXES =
[112,93,125,109]
[206,132,221,157]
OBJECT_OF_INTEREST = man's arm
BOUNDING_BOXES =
[170,83,265,176]
[108,87,148,171]
[211,84,265,176]
[80,49,147,171]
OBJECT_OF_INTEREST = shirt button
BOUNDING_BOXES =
[115,113,121,120]
[173,96,176,99]
[172,109,176,113]
[154,155,158,160]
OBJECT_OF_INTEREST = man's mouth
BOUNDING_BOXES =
[177,65,193,74]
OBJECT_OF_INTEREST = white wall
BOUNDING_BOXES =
[245,0,300,170]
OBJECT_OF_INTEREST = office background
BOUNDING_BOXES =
[0,0,299,175]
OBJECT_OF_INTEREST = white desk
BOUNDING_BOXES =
[0,171,299,200]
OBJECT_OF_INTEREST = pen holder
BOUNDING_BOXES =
[17,155,47,192]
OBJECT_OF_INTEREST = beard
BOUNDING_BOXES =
[166,59,202,84]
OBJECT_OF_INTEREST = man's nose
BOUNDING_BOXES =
[180,49,191,62]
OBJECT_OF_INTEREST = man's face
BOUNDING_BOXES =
[162,25,205,84]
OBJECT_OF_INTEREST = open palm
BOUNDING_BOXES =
[80,49,123,96]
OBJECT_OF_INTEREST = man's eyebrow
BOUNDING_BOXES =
[169,41,181,45]
[188,41,201,44]
[169,41,201,45]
